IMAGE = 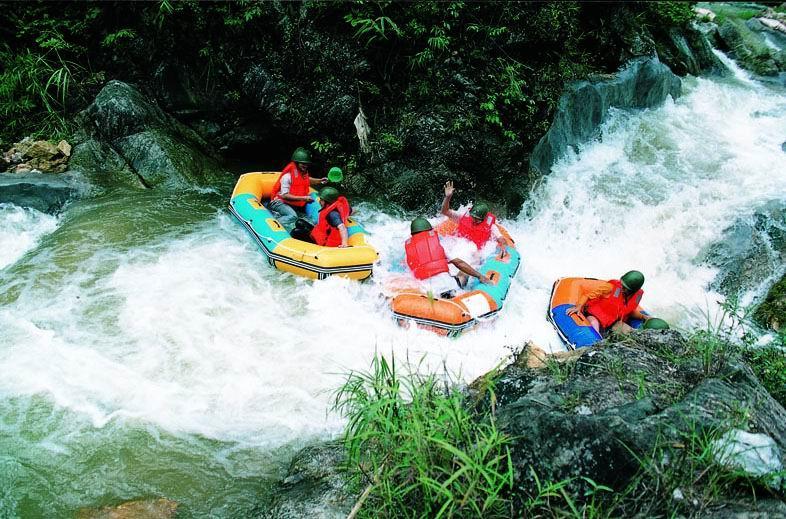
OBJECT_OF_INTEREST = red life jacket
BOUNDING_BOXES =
[457,211,496,248]
[586,279,643,329]
[271,162,310,207]
[311,196,350,247]
[405,230,450,280]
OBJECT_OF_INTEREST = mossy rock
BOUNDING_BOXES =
[717,18,786,76]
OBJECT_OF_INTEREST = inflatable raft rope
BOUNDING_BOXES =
[229,172,378,280]
[547,277,645,350]
[390,220,521,337]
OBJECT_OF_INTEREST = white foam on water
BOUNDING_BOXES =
[1,70,785,449]
[500,71,786,351]
[0,203,59,269]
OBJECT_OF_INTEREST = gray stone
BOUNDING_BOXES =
[658,26,729,77]
[529,57,682,178]
[491,332,786,506]
[81,81,227,189]
[68,138,143,189]
[717,18,786,76]
[0,173,83,213]
[703,200,786,296]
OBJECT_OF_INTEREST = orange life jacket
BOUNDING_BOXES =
[457,211,496,248]
[586,279,643,329]
[311,196,350,247]
[405,230,450,280]
[271,162,310,207]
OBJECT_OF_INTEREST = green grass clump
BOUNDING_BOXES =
[333,354,513,518]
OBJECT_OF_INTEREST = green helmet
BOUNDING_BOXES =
[643,317,670,330]
[291,147,312,164]
[469,202,490,220]
[327,166,343,183]
[320,186,339,204]
[410,217,432,235]
[621,270,645,292]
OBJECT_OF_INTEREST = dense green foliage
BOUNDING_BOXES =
[0,2,696,167]
[333,355,513,518]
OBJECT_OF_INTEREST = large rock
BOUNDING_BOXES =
[717,18,786,76]
[703,200,786,297]
[491,331,786,506]
[68,137,142,189]
[79,81,227,189]
[656,26,729,77]
[529,57,682,178]
[0,173,83,213]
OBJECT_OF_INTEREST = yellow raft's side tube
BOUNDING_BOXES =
[229,172,378,280]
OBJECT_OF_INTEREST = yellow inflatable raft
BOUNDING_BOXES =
[229,172,378,280]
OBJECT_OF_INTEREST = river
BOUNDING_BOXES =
[1,55,785,516]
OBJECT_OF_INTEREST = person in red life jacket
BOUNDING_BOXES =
[310,187,350,247]
[268,147,327,230]
[566,270,654,335]
[440,181,506,250]
[405,217,491,298]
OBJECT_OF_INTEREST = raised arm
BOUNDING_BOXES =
[441,181,461,220]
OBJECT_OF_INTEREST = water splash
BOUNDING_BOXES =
[0,203,59,269]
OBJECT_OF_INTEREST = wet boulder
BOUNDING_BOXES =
[0,173,83,213]
[529,56,681,178]
[490,331,786,506]
[717,18,786,76]
[703,200,786,297]
[656,26,729,77]
[79,80,227,189]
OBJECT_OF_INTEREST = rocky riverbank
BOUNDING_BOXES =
[264,329,786,518]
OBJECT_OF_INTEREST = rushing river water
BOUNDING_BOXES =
[1,57,785,516]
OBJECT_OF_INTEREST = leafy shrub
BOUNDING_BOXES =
[333,354,513,518]
[644,1,696,28]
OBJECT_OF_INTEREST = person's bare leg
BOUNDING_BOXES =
[587,315,601,333]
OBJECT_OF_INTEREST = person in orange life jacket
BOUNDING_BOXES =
[311,187,350,247]
[440,181,506,250]
[405,217,491,298]
[566,270,654,335]
[268,147,327,230]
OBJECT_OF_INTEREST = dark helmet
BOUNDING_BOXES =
[410,217,432,235]
[320,186,339,204]
[621,270,645,293]
[643,317,670,330]
[469,202,490,220]
[291,147,312,164]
